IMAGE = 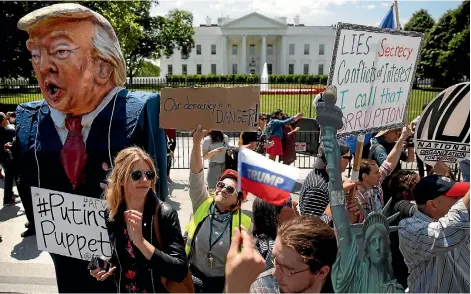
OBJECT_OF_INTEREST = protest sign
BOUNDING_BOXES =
[160,86,260,131]
[414,82,470,165]
[328,23,424,136]
[32,187,111,261]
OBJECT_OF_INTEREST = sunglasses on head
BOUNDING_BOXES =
[276,198,293,213]
[342,155,353,160]
[130,170,156,181]
[216,181,237,195]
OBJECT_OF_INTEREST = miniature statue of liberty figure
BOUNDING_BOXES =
[315,86,404,293]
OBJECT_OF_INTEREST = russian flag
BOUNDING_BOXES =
[237,148,299,206]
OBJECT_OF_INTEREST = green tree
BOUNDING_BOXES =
[135,61,160,77]
[404,9,435,34]
[418,1,470,85]
[0,1,195,82]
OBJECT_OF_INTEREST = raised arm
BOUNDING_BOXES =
[189,126,210,211]
[385,125,412,171]
[399,190,470,260]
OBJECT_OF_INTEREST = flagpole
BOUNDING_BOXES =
[394,0,401,30]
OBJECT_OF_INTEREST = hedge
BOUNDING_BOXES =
[165,74,328,84]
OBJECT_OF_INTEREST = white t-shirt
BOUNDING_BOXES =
[201,134,231,164]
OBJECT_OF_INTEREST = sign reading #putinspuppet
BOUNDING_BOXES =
[160,86,260,131]
[32,187,111,261]
[414,82,470,165]
[328,23,424,136]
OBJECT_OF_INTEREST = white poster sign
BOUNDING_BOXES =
[414,82,470,165]
[328,23,424,136]
[32,187,112,261]
[295,142,307,152]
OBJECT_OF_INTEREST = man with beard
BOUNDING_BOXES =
[15,3,167,292]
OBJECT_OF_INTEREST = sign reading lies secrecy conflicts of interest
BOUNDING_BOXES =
[328,23,424,136]
[32,187,111,261]
[414,82,470,165]
[160,86,260,131]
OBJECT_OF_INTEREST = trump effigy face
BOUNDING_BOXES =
[26,19,114,115]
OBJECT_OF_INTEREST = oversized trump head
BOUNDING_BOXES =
[18,3,126,115]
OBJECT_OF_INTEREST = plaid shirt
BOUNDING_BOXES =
[250,269,280,294]
[355,160,393,221]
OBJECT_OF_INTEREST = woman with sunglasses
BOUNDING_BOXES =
[252,196,298,270]
[90,147,188,293]
[186,125,252,293]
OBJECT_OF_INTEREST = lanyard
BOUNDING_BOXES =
[208,204,231,252]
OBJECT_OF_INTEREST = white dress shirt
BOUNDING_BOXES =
[49,87,123,145]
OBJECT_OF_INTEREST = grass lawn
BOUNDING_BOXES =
[0,87,441,122]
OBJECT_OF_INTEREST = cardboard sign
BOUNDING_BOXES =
[160,86,260,131]
[414,82,470,165]
[328,23,424,136]
[32,187,111,261]
[295,142,307,152]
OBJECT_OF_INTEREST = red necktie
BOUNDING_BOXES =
[60,116,87,190]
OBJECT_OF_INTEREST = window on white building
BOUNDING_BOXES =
[288,64,294,74]
[267,63,273,74]
[267,44,273,55]
[196,45,201,55]
[211,64,217,74]
[304,44,310,55]
[232,64,238,74]
[168,64,173,75]
[249,44,255,55]
[182,64,187,75]
[318,64,324,75]
[211,44,216,55]
[303,64,309,74]
[197,64,202,74]
[289,44,295,55]
[319,44,325,55]
[232,44,238,55]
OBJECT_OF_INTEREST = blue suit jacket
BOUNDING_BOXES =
[15,89,168,292]
[16,89,167,199]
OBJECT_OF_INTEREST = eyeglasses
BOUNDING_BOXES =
[216,181,237,195]
[342,155,353,161]
[271,255,311,277]
[130,170,156,181]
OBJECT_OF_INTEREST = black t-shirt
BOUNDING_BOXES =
[0,125,15,163]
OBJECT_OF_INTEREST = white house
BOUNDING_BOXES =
[159,12,336,77]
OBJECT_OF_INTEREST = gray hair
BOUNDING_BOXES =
[18,3,126,86]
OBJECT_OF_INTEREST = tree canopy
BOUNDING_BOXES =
[0,1,195,81]
[417,1,469,85]
[404,9,435,34]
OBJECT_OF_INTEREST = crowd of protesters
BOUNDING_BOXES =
[2,109,469,293]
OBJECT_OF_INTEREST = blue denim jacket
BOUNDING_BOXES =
[267,116,295,139]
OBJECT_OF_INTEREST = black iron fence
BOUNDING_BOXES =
[0,77,468,172]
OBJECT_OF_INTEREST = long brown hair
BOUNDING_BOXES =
[105,147,157,221]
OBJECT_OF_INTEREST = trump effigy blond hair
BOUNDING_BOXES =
[105,147,157,221]
[17,3,126,86]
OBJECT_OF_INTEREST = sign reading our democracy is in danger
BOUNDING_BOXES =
[160,86,260,131]
[328,23,424,136]
[414,82,470,165]
[32,187,111,261]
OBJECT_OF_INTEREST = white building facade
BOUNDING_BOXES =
[160,13,336,76]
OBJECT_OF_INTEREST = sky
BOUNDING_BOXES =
[150,0,463,28]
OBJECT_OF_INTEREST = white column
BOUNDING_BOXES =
[261,35,266,74]
[222,35,227,74]
[241,35,247,74]
[280,35,287,74]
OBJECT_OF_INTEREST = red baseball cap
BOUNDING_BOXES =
[219,169,238,182]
